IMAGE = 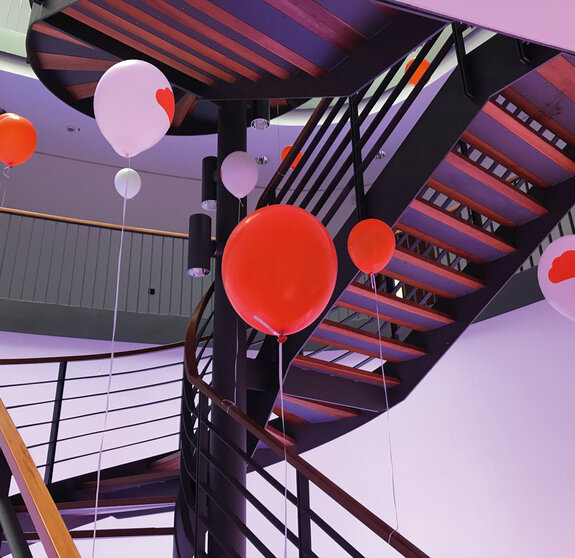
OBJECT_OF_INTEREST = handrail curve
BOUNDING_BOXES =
[182,284,429,558]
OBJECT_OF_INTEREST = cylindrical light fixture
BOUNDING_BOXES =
[250,99,270,130]
[201,156,217,211]
[187,213,212,277]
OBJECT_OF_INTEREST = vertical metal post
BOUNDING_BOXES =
[349,94,366,222]
[0,452,32,558]
[208,100,248,557]
[296,471,313,558]
[452,23,474,99]
[44,361,66,485]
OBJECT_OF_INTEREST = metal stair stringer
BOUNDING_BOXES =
[254,35,559,461]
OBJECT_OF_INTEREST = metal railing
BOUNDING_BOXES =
[178,286,429,558]
[0,342,191,486]
[0,208,211,318]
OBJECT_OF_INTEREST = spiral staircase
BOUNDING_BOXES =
[0,1,575,556]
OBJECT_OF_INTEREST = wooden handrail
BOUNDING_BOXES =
[0,207,188,238]
[183,287,429,558]
[184,282,215,377]
[0,398,80,557]
[0,340,185,366]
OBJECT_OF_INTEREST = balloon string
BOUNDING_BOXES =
[252,314,288,556]
[278,340,288,558]
[90,191,128,558]
[370,273,399,542]
[233,198,242,405]
[1,165,10,208]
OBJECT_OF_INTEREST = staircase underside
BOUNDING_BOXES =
[252,43,575,465]
[26,0,444,134]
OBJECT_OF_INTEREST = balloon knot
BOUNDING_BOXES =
[277,335,287,344]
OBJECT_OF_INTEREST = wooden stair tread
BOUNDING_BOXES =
[150,451,180,471]
[536,55,575,106]
[427,176,518,227]
[280,393,361,419]
[24,527,174,539]
[342,281,454,330]
[502,86,575,148]
[15,496,176,515]
[396,220,487,264]
[293,354,400,386]
[407,196,515,255]
[483,101,575,174]
[461,131,549,188]
[272,405,308,424]
[81,469,179,491]
[314,320,426,362]
[387,245,485,296]
[445,150,547,215]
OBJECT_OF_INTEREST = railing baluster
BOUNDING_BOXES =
[44,361,67,485]
[296,471,313,558]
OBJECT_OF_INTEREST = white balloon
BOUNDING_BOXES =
[537,235,575,321]
[220,151,258,199]
[114,168,141,199]
[94,60,174,158]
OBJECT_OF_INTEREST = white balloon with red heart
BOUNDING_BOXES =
[94,60,174,158]
[537,235,575,321]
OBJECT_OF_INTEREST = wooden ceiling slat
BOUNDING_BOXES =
[35,52,115,71]
[172,93,197,127]
[63,7,215,85]
[101,0,261,82]
[65,81,98,99]
[181,0,325,77]
[74,0,235,83]
[32,21,95,49]
[140,0,290,80]
[261,0,365,54]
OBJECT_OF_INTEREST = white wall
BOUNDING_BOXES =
[293,299,575,557]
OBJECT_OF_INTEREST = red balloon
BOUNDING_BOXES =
[348,219,396,275]
[222,205,337,336]
[281,145,303,169]
[0,113,37,167]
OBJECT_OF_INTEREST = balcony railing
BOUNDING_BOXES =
[0,207,211,318]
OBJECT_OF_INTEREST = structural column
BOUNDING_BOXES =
[208,100,248,557]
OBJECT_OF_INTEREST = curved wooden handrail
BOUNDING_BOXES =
[184,282,215,382]
[0,340,185,366]
[182,281,428,558]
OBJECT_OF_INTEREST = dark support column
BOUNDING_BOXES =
[0,453,32,558]
[44,360,66,485]
[208,100,248,557]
